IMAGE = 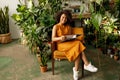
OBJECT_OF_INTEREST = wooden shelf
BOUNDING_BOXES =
[69,5,80,8]
[72,13,91,19]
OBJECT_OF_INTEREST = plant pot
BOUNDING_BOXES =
[98,48,102,52]
[40,65,47,72]
[47,42,52,47]
[110,54,114,58]
[32,46,40,54]
[37,56,41,62]
[20,31,27,45]
[114,55,119,61]
[36,54,41,62]
[21,38,27,45]
[0,33,12,44]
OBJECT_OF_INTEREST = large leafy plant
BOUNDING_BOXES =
[80,0,103,46]
[12,0,62,66]
[80,0,119,54]
[12,0,61,44]
[102,13,118,46]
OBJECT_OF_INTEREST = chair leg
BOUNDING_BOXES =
[81,60,84,77]
[52,58,54,75]
[80,53,84,78]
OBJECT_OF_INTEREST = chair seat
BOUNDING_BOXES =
[54,50,67,59]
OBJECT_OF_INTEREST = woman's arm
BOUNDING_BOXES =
[52,25,66,42]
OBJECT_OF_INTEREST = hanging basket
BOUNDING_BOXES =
[0,33,12,44]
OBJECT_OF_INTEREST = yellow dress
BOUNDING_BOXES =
[56,24,86,62]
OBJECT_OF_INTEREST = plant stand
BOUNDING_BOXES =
[0,33,12,44]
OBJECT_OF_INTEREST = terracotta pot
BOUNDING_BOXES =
[114,56,119,61]
[20,32,27,45]
[0,33,12,43]
[40,65,47,72]
[47,42,51,47]
[21,38,27,45]
[36,55,41,62]
[32,47,40,53]
[98,48,102,51]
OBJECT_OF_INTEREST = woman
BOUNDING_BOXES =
[52,10,98,80]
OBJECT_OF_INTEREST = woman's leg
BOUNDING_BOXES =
[74,55,80,71]
[73,52,88,80]
[73,55,80,80]
[74,52,89,71]
[81,52,98,72]
[73,51,98,80]
[81,52,89,66]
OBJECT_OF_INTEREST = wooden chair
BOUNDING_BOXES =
[51,27,85,78]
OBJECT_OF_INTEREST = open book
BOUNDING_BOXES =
[62,34,81,42]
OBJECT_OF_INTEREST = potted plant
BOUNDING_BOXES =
[114,52,119,61]
[113,42,120,60]
[0,6,11,43]
[12,0,62,72]
[113,46,119,61]
[37,42,51,72]
[12,0,61,51]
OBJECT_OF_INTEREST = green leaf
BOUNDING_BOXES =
[17,5,26,12]
[95,0,103,5]
[11,14,21,21]
[89,3,94,13]
[91,13,102,31]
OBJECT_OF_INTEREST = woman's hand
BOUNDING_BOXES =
[61,36,66,41]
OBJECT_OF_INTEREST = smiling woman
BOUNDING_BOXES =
[52,10,98,80]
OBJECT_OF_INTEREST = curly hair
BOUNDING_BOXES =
[55,10,72,25]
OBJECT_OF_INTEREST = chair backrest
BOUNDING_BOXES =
[72,27,84,41]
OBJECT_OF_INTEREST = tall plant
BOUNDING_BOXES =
[80,0,104,69]
[116,0,120,21]
[12,0,62,57]
[80,0,103,46]
[0,6,9,34]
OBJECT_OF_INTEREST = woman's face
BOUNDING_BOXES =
[60,14,67,24]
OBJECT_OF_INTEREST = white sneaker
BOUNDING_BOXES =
[84,63,98,72]
[73,67,79,80]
